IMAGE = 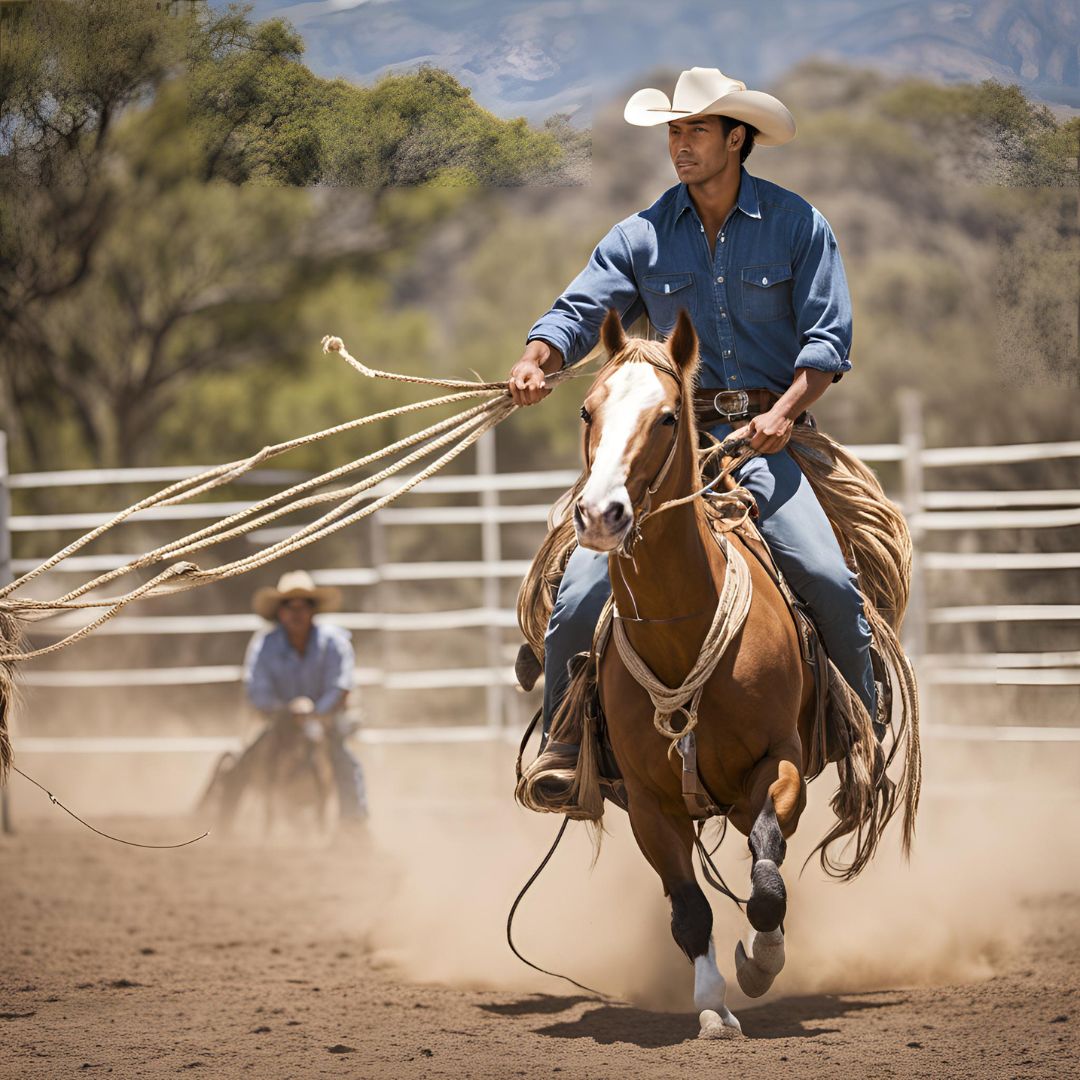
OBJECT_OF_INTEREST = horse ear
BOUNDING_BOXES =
[600,308,627,356]
[668,308,698,371]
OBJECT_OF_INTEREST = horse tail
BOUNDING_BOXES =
[790,426,922,879]
[789,426,912,631]
[0,606,22,783]
[808,635,920,880]
[866,605,922,859]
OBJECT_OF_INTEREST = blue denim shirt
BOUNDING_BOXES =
[244,622,354,715]
[527,166,852,395]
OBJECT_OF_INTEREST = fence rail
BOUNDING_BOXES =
[1,420,1078,735]
[13,722,1080,757]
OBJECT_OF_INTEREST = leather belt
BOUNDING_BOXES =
[693,387,808,427]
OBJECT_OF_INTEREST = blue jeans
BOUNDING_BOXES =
[541,430,877,733]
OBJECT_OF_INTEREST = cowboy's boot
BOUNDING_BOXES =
[528,739,581,805]
[515,653,589,814]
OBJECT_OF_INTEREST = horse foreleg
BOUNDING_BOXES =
[627,795,742,1039]
[735,757,803,998]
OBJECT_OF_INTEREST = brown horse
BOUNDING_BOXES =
[560,309,910,1037]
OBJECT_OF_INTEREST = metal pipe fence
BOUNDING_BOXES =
[1,404,1078,767]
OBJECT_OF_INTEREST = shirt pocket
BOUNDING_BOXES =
[740,263,793,323]
[640,271,696,333]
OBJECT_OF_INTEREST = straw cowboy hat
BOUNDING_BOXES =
[253,570,341,622]
[624,66,796,146]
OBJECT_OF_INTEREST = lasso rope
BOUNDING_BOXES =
[0,335,601,800]
[0,336,595,665]
[610,533,752,754]
[11,764,208,849]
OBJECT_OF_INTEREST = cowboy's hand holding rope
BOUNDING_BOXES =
[508,340,563,406]
[731,406,795,455]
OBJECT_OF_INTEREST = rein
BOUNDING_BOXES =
[611,356,756,558]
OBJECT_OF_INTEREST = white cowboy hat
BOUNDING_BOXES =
[624,67,796,146]
[253,570,342,622]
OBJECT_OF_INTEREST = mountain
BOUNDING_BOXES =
[221,0,1080,121]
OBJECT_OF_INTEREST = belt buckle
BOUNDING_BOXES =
[712,390,749,421]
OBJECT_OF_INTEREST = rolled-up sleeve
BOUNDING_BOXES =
[526,224,644,367]
[791,209,852,380]
[244,632,282,713]
[314,630,354,715]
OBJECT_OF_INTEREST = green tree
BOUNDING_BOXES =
[184,9,324,184]
[318,67,563,187]
[0,0,573,470]
[0,0,183,334]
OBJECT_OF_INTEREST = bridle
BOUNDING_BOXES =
[585,357,756,558]
[619,402,683,556]
[579,356,684,555]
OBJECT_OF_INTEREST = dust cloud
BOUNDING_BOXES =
[11,724,1080,1015]
[355,736,1080,1012]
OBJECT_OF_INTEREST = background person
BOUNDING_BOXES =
[240,570,368,824]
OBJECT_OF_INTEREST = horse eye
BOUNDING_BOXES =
[580,406,591,423]
[660,412,678,427]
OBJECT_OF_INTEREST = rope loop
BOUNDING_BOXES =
[0,335,604,672]
[612,535,753,757]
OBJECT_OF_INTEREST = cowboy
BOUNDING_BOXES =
[509,68,877,789]
[242,570,368,822]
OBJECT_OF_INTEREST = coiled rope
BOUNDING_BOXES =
[610,533,753,754]
[0,335,595,843]
[0,336,594,665]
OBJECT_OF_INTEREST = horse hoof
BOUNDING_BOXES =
[734,940,771,998]
[746,859,786,933]
[735,929,786,999]
[698,1009,743,1039]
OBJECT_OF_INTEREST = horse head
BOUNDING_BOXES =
[574,308,700,551]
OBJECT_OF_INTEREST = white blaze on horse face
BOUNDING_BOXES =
[577,363,666,547]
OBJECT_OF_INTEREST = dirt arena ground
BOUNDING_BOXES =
[2,740,1079,1079]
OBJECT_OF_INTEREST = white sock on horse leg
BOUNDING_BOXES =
[694,940,742,1038]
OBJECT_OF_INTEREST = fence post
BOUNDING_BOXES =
[477,430,503,733]
[368,513,389,728]
[899,390,927,662]
[0,431,12,834]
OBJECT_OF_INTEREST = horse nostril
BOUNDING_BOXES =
[573,501,587,529]
[604,502,625,527]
